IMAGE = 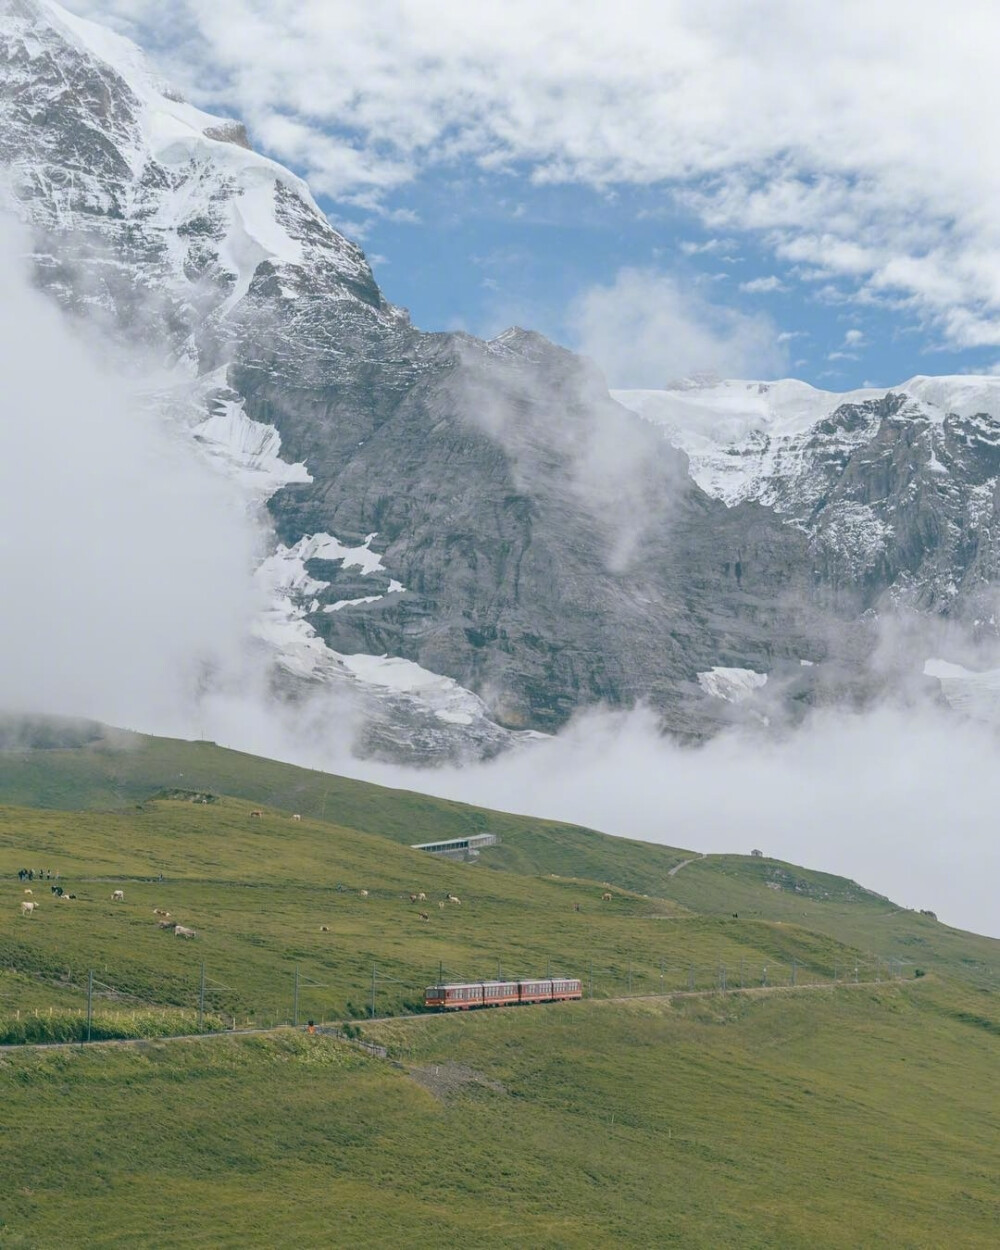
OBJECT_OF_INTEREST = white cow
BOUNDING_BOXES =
[174,925,197,938]
[20,901,37,916]
[292,813,301,821]
[359,889,369,898]
[111,890,124,902]
[23,888,32,896]
[446,894,462,905]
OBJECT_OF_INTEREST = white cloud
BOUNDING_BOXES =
[60,0,1000,349]
[739,275,786,294]
[345,702,1000,940]
[570,268,787,387]
[0,217,260,731]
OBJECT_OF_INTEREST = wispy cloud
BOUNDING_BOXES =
[569,268,787,387]
[739,275,786,294]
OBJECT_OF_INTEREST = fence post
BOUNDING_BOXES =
[198,962,206,1032]
[293,966,300,1027]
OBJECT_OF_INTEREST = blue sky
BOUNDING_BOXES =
[72,0,1000,392]
[350,171,1000,391]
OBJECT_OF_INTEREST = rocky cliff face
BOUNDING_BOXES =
[3,1,989,755]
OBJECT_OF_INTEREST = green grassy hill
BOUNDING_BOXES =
[0,724,995,990]
[0,725,997,1246]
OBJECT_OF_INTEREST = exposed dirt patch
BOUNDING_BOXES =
[407,1061,506,1101]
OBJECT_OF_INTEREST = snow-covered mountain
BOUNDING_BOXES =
[617,376,1000,619]
[3,0,997,753]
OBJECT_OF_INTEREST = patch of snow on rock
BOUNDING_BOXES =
[697,667,768,702]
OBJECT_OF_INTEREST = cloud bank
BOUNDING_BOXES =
[354,703,1000,942]
[0,219,260,731]
[65,0,1000,350]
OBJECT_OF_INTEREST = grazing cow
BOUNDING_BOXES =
[20,901,37,916]
[602,892,612,901]
[249,810,263,819]
[60,894,70,902]
[23,888,32,896]
[446,894,461,905]
[417,892,426,901]
[51,885,63,896]
[157,919,176,929]
[418,911,429,921]
[574,903,581,912]
[292,814,301,821]
[153,909,171,917]
[68,894,76,900]
[174,925,196,938]
[320,925,329,932]
[111,890,124,902]
[409,893,417,902]
[359,889,369,898]
[437,900,446,909]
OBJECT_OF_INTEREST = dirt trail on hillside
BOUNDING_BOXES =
[667,854,707,877]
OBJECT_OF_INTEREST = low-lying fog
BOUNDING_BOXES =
[3,218,998,941]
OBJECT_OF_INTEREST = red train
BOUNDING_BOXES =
[424,978,582,1010]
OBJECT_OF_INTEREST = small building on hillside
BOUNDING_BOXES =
[411,833,500,862]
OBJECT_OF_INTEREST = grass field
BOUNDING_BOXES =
[0,982,997,1248]
[0,727,997,1247]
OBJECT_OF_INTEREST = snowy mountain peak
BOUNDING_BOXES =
[1,0,385,333]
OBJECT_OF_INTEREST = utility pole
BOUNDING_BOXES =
[293,966,299,1027]
[370,962,377,1019]
[86,969,93,1043]
[198,962,206,1031]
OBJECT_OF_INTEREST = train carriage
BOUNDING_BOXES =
[425,977,582,1010]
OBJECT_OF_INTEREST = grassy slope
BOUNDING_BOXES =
[0,737,997,1246]
[0,731,996,990]
[0,799,859,1026]
[0,984,997,1248]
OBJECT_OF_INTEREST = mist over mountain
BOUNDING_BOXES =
[5,0,1000,769]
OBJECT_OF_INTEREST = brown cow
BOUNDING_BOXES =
[602,892,612,901]
[418,911,429,921]
[249,810,263,819]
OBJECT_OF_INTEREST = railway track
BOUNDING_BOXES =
[0,978,892,1055]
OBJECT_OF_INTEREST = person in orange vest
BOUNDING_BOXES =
[306,1020,316,1034]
